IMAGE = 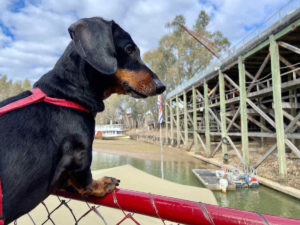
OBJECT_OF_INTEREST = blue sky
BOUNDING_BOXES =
[0,0,294,81]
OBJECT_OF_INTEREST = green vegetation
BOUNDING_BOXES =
[0,74,32,101]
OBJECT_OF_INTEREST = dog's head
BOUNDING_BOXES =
[68,17,165,99]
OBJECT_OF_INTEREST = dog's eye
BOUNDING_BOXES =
[125,44,135,55]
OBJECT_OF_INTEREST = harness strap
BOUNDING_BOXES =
[0,87,90,224]
[0,87,90,116]
[0,179,3,225]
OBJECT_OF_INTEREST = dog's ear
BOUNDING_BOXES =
[68,18,117,75]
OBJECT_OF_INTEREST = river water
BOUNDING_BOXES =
[91,151,300,219]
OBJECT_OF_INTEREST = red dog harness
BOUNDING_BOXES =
[0,87,90,224]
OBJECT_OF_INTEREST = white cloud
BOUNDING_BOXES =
[0,0,293,82]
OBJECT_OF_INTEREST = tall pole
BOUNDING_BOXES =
[219,70,228,162]
[183,91,188,146]
[204,81,211,157]
[270,35,287,179]
[238,57,250,166]
[170,99,174,145]
[160,123,164,179]
[165,103,169,144]
[192,86,199,153]
[176,95,180,146]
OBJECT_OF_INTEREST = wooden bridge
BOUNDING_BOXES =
[164,5,300,179]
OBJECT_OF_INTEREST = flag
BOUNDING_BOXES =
[157,95,163,124]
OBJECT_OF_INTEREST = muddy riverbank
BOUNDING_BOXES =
[93,138,217,167]
[126,129,300,190]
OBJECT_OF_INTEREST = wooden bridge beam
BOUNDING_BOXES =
[176,95,180,146]
[218,70,228,162]
[170,99,174,145]
[204,81,211,157]
[165,103,169,144]
[270,34,287,179]
[183,91,189,146]
[238,57,250,166]
[192,86,199,153]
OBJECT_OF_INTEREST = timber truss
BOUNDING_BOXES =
[165,9,300,178]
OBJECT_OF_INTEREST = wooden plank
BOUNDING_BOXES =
[196,89,221,126]
[210,132,300,139]
[246,99,276,128]
[285,139,300,158]
[226,136,244,163]
[186,106,207,152]
[245,71,266,90]
[208,83,218,97]
[225,117,241,130]
[247,114,273,133]
[247,53,270,93]
[176,95,180,146]
[192,86,199,153]
[239,57,249,165]
[171,110,185,143]
[279,55,300,76]
[183,91,188,146]
[226,107,241,132]
[204,81,211,156]
[170,99,174,145]
[211,141,222,157]
[270,35,287,178]
[283,111,300,132]
[253,144,277,169]
[278,41,300,55]
[218,70,228,158]
[165,103,169,142]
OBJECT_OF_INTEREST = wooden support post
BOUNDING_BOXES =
[238,57,250,165]
[183,91,188,146]
[289,74,296,145]
[204,81,211,157]
[192,86,199,153]
[176,95,180,146]
[260,110,265,146]
[165,103,169,144]
[170,99,174,145]
[270,35,287,178]
[218,70,228,161]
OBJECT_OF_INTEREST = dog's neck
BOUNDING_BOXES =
[34,42,115,113]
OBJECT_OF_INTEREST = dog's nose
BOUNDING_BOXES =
[155,79,166,94]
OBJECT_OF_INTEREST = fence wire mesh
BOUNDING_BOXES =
[11,191,174,225]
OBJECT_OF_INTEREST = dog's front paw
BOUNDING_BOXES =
[85,176,120,197]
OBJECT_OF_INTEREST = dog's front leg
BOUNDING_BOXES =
[51,135,120,197]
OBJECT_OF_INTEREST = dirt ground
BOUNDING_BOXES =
[125,128,300,190]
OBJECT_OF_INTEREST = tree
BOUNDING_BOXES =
[143,10,230,123]
[23,79,32,90]
[0,75,33,101]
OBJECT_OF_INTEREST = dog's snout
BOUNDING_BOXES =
[154,79,166,94]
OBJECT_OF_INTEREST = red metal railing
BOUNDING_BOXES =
[55,188,300,225]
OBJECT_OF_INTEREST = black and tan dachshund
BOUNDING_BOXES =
[0,17,165,224]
